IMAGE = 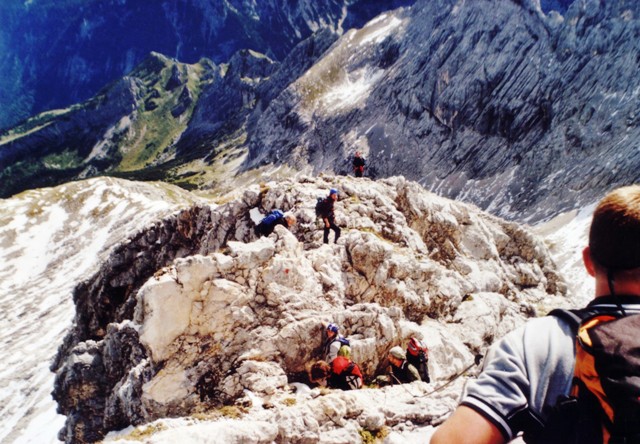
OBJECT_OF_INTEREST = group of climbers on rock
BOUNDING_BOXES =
[255,151,366,244]
[253,187,342,245]
[310,323,363,390]
[253,151,366,243]
[309,322,431,391]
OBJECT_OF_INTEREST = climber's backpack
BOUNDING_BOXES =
[259,209,284,226]
[541,308,640,444]
[330,356,363,390]
[406,338,430,383]
[414,351,430,383]
[314,197,326,217]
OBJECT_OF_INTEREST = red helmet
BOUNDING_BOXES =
[407,337,427,356]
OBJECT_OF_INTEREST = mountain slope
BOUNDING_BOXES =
[246,0,640,222]
[0,30,343,199]
[0,0,414,130]
[3,0,638,224]
[0,177,200,443]
[0,53,212,198]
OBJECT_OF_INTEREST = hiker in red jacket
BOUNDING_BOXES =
[310,357,363,390]
[353,151,366,177]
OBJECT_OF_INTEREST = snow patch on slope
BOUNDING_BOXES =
[0,178,200,443]
[296,10,406,117]
[358,14,403,46]
[321,67,385,111]
[535,202,596,306]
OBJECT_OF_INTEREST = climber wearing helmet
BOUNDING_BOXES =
[323,322,349,362]
[375,345,420,386]
[309,358,363,391]
[317,188,341,244]
[406,337,431,383]
[388,346,421,384]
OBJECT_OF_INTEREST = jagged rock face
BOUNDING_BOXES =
[0,0,415,130]
[245,0,640,222]
[52,175,565,442]
[176,29,342,161]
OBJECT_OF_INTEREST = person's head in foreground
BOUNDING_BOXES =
[430,185,640,444]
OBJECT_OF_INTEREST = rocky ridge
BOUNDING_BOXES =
[52,175,567,442]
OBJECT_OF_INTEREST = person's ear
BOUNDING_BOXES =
[583,246,596,277]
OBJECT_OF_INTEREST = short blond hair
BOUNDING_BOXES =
[589,185,640,270]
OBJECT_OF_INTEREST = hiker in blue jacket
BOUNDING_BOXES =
[255,210,296,237]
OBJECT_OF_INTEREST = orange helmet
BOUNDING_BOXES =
[407,337,427,356]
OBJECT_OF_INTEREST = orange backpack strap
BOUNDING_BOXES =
[537,308,601,444]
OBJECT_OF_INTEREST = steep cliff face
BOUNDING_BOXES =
[246,0,640,222]
[0,0,414,130]
[174,28,341,169]
[51,175,565,442]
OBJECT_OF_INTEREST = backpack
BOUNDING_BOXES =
[259,209,284,226]
[541,309,640,444]
[314,197,325,217]
[406,338,430,383]
[330,356,363,390]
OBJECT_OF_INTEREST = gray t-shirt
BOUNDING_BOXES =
[461,296,640,442]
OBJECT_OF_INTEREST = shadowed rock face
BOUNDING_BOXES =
[245,0,640,222]
[52,175,565,442]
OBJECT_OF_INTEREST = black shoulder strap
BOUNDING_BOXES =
[548,308,586,332]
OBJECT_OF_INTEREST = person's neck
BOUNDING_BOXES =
[594,276,640,298]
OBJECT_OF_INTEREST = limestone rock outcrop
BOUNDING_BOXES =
[52,175,566,442]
